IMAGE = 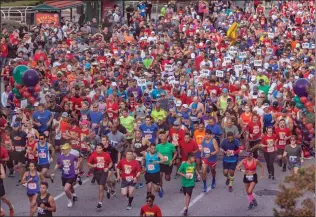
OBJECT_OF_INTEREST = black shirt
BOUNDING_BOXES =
[104,145,118,163]
[11,130,27,147]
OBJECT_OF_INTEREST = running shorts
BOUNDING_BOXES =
[159,163,173,175]
[121,179,136,188]
[0,184,5,197]
[12,151,26,164]
[195,151,201,159]
[288,161,301,170]
[182,186,194,196]
[145,172,160,185]
[94,170,108,186]
[37,164,50,171]
[223,161,238,170]
[62,177,76,187]
[243,173,258,184]
[201,159,217,168]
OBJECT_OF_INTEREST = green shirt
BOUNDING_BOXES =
[143,58,153,69]
[151,109,167,123]
[119,115,135,139]
[258,85,270,96]
[178,162,196,187]
[156,142,175,165]
[256,75,270,85]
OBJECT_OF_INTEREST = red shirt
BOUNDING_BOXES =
[0,146,8,164]
[140,204,162,217]
[106,102,119,120]
[169,128,185,147]
[117,158,141,181]
[26,140,37,161]
[80,128,90,150]
[68,126,81,149]
[179,139,199,161]
[261,134,277,153]
[275,127,291,149]
[88,152,112,171]
[245,121,262,141]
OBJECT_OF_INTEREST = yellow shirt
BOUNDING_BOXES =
[151,109,167,123]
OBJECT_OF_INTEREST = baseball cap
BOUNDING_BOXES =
[173,121,180,126]
[222,88,228,93]
[176,101,182,107]
[251,76,256,82]
[13,122,21,128]
[62,112,69,118]
[182,104,189,109]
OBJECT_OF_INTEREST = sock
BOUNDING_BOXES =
[229,176,234,187]
[212,177,215,182]
[203,180,206,186]
[128,196,134,205]
[227,174,230,180]
[72,193,77,197]
[67,198,72,203]
[247,194,253,203]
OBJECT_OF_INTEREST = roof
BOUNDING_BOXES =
[33,0,84,12]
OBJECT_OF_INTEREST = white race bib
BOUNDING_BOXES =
[289,156,297,163]
[125,176,133,182]
[15,146,22,152]
[163,156,168,161]
[28,183,37,190]
[39,152,47,158]
[267,147,275,152]
[145,134,152,139]
[97,163,104,168]
[203,147,210,154]
[186,173,193,179]
[147,164,154,171]
[246,175,254,181]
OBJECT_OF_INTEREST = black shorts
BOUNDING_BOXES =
[159,163,173,175]
[145,172,160,185]
[62,177,76,187]
[223,161,238,170]
[0,184,5,197]
[94,171,108,186]
[277,148,285,156]
[243,173,258,184]
[27,192,38,197]
[121,179,136,188]
[183,186,194,196]
[38,164,50,171]
[12,151,26,164]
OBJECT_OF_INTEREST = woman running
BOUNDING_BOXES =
[0,163,14,216]
[36,182,56,217]
[236,152,264,210]
[260,127,277,180]
[21,161,45,216]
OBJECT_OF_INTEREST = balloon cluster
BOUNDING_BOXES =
[12,65,40,107]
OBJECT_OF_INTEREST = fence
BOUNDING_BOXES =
[0,6,35,23]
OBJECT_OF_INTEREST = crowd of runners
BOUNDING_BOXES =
[0,0,315,216]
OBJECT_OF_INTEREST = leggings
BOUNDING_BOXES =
[263,151,276,176]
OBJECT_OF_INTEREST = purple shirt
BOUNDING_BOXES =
[57,154,78,179]
[127,87,142,99]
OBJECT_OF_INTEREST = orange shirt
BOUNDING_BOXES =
[194,130,206,150]
[60,120,69,133]
[240,112,252,126]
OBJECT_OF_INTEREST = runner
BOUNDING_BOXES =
[54,143,79,208]
[193,122,206,178]
[236,152,264,210]
[201,129,219,192]
[283,135,304,174]
[156,130,177,193]
[87,143,113,210]
[177,152,201,216]
[142,143,165,197]
[260,127,277,180]
[33,134,55,183]
[36,182,56,217]
[243,115,262,159]
[116,149,141,210]
[139,116,159,145]
[275,120,292,172]
[220,132,241,192]
[0,163,14,216]
[21,161,45,216]
[140,194,162,217]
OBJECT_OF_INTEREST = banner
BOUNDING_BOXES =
[35,13,60,27]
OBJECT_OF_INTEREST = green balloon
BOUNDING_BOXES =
[13,65,29,84]
[12,87,22,98]
[296,102,304,109]
[293,96,300,103]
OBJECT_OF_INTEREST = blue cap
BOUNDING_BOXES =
[13,122,21,128]
[222,88,228,93]
[85,63,91,69]
[192,103,198,109]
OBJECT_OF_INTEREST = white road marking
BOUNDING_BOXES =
[54,178,91,201]
[180,186,213,214]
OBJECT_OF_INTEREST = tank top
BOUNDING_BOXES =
[26,171,40,195]
[201,138,216,162]
[37,142,50,165]
[36,193,52,217]
[263,113,273,127]
[145,152,160,174]
[243,159,256,172]
[134,138,147,159]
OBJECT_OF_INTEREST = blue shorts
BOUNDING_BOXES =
[223,161,238,170]
[195,152,201,159]
[288,162,301,170]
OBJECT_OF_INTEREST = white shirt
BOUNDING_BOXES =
[1,92,9,107]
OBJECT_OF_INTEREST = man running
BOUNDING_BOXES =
[0,163,14,216]
[142,143,165,197]
[201,129,219,192]
[54,143,78,208]
[220,132,240,192]
[116,149,141,210]
[87,143,113,210]
[140,194,162,217]
[193,122,206,178]
[139,116,159,144]
[36,182,56,217]
[283,135,304,174]
[177,152,200,216]
[156,130,177,194]
[275,119,292,172]
[34,134,55,183]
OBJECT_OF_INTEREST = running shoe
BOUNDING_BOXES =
[111,190,116,197]
[96,203,102,210]
[158,188,164,198]
[225,178,229,186]
[211,179,216,189]
[135,183,140,189]
[106,189,111,199]
[8,171,15,178]
[248,203,254,210]
[180,187,183,193]
[268,174,271,179]
[126,204,132,210]
[282,167,286,172]
[22,183,27,187]
[9,206,14,217]
[79,170,85,176]
[138,183,144,188]
[174,174,180,179]
[228,186,233,192]
[203,185,207,193]
[272,176,275,181]
[73,196,78,202]
[183,208,188,216]
[50,174,55,183]
[77,176,82,185]
[16,180,20,186]
[253,199,258,207]
[86,172,92,177]
[67,201,73,208]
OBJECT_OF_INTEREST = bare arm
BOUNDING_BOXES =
[47,196,56,212]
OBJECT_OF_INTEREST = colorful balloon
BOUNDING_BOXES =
[300,96,308,104]
[15,83,23,90]
[23,91,31,98]
[34,85,41,93]
[293,96,301,104]
[293,78,311,97]
[13,65,29,84]
[304,101,312,108]
[28,86,34,93]
[306,123,313,130]
[296,102,304,109]
[12,87,21,98]
[22,69,40,87]
[27,96,36,105]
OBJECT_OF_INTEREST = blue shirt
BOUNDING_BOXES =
[145,152,160,173]
[201,138,217,162]
[89,111,103,125]
[220,139,240,163]
[32,110,52,133]
[206,124,223,138]
[151,89,166,100]
[139,123,159,144]
[37,142,50,165]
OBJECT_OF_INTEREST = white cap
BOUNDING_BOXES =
[257,68,263,73]
[182,104,189,109]
[251,76,256,82]
[176,100,182,107]
[111,82,117,86]
[241,85,247,90]
[198,82,203,86]
[211,89,217,94]
[67,65,72,71]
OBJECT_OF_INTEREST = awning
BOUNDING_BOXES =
[33,0,85,12]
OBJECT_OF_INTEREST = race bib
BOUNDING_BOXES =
[289,156,297,163]
[28,154,35,160]
[253,126,259,134]
[186,173,193,179]
[163,156,168,161]
[147,164,154,171]
[80,143,87,149]
[136,156,143,161]
[246,175,254,181]
[203,148,210,154]
[28,183,37,190]
[15,146,22,152]
[125,176,133,182]
[279,140,286,146]
[97,163,104,168]
[37,207,44,214]
[198,144,202,150]
[39,152,47,158]
[145,134,152,140]
[267,147,275,152]
[108,113,113,118]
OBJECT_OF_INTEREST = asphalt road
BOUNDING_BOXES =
[2,154,313,216]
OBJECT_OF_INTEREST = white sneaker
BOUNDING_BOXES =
[22,183,27,187]
[67,201,73,208]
